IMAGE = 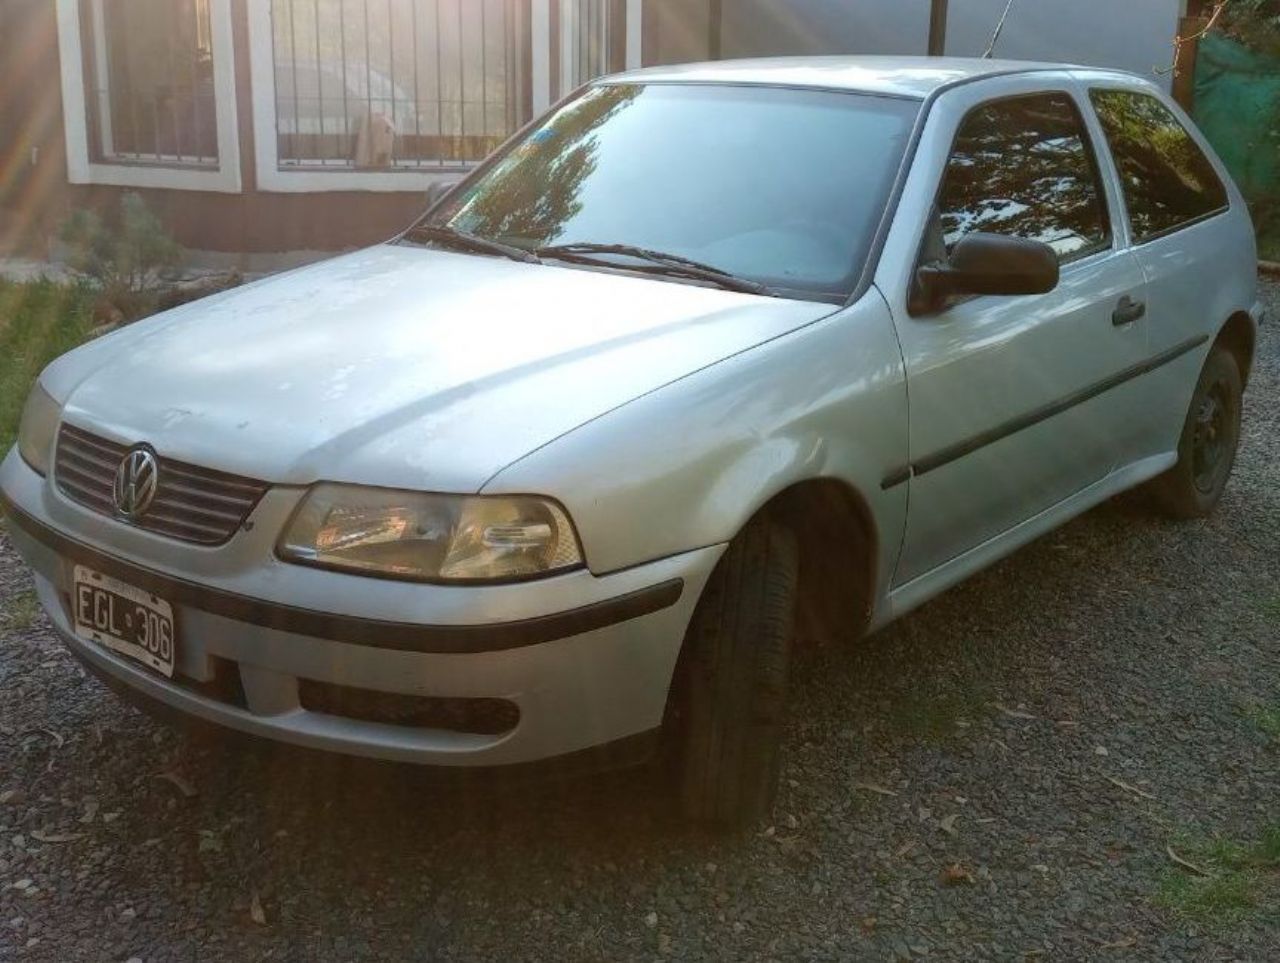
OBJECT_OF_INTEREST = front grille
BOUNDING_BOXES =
[298,679,521,735]
[54,424,268,546]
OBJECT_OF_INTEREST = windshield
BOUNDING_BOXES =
[414,83,919,302]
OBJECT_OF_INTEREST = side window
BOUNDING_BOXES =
[936,93,1110,263]
[1089,89,1228,242]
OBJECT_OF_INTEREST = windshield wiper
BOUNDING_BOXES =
[402,224,541,264]
[537,242,777,297]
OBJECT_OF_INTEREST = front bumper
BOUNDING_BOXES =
[1,448,722,766]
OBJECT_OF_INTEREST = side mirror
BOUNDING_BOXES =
[424,179,461,209]
[913,232,1059,313]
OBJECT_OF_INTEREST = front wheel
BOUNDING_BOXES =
[667,516,798,829]
[1146,345,1243,518]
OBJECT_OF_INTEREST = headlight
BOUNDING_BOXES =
[16,383,61,476]
[278,484,584,583]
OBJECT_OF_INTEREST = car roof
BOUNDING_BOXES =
[604,56,1126,100]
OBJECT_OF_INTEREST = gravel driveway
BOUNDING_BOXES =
[2,279,1278,962]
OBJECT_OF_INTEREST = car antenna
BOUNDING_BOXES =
[982,0,1017,58]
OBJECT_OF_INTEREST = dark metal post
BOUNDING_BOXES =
[1173,0,1208,110]
[708,0,722,60]
[928,0,948,56]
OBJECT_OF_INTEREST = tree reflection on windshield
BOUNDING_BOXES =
[417,82,917,302]
[439,85,641,247]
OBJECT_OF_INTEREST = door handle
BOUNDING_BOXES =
[1112,295,1146,326]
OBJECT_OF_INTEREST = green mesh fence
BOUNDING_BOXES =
[1193,32,1280,202]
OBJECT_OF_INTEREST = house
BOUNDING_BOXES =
[0,0,1202,266]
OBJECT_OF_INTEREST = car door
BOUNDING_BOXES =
[875,77,1150,588]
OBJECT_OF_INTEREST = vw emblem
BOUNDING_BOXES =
[113,448,159,518]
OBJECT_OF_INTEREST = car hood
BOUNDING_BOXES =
[49,244,833,492]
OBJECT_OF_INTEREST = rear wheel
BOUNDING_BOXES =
[668,516,798,828]
[1147,345,1243,518]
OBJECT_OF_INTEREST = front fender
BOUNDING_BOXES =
[484,290,910,612]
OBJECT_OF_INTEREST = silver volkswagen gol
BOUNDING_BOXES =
[2,58,1262,826]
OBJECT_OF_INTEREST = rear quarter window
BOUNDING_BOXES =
[1089,89,1228,242]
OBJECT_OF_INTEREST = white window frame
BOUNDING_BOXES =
[248,0,641,194]
[54,0,242,193]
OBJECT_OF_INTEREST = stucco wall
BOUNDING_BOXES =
[943,0,1181,87]
[721,0,929,58]
[708,0,1180,88]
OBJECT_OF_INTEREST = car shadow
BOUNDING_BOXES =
[115,482,1221,884]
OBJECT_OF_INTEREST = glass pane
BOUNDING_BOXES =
[429,84,919,300]
[272,0,518,170]
[88,0,218,165]
[1089,89,1228,242]
[938,93,1110,260]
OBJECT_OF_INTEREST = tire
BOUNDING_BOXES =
[668,516,798,828]
[1146,345,1243,519]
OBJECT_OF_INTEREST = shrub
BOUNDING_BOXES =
[58,192,183,323]
[1219,0,1280,57]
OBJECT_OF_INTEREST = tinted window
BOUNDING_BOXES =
[1089,89,1228,241]
[937,93,1110,261]
[420,84,919,301]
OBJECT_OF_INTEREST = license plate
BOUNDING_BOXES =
[72,566,176,678]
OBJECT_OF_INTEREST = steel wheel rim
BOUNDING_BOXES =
[1191,379,1232,494]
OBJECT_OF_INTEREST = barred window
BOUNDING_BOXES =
[83,0,219,167]
[271,0,525,171]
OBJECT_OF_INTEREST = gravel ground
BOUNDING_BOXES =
[2,279,1278,962]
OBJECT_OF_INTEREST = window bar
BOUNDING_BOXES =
[151,84,164,161]
[118,6,143,158]
[456,0,465,163]
[504,0,514,132]
[270,1,284,164]
[313,0,325,162]
[88,0,115,160]
[165,5,184,162]
[363,0,374,169]
[476,0,483,147]
[386,0,396,165]
[339,0,350,166]
[289,0,302,168]
[188,0,204,162]
[434,0,443,168]
[504,0,514,134]
[599,0,607,76]
[411,0,422,168]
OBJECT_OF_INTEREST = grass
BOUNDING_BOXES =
[888,683,993,742]
[1245,704,1280,743]
[1157,825,1280,927]
[1259,224,1280,264]
[1260,594,1280,622]
[0,589,40,634]
[0,279,96,454]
